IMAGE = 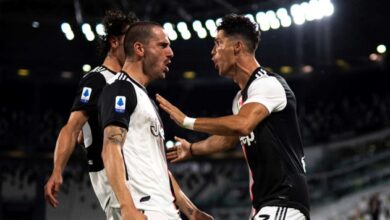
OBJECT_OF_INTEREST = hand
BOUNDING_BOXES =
[190,210,214,220]
[166,136,192,163]
[122,209,148,220]
[44,172,63,208]
[156,94,186,127]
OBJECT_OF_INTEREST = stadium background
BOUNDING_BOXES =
[1,0,390,219]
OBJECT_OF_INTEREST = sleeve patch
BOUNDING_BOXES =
[80,87,92,103]
[115,96,126,113]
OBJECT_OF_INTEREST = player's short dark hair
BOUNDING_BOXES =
[124,21,162,56]
[98,10,139,56]
[217,14,261,53]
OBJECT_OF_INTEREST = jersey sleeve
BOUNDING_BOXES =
[99,81,137,130]
[244,77,287,113]
[71,72,106,113]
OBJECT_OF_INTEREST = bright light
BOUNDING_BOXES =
[163,22,178,41]
[276,8,292,27]
[167,31,178,41]
[301,2,315,21]
[291,4,306,25]
[205,19,217,37]
[82,23,95,41]
[319,0,334,16]
[61,22,74,40]
[177,22,191,40]
[163,22,174,30]
[181,31,191,40]
[266,10,280,30]
[166,140,174,149]
[82,64,91,72]
[177,22,188,32]
[61,22,72,33]
[215,18,222,26]
[192,20,202,31]
[197,29,207,39]
[377,44,387,54]
[245,14,256,23]
[309,0,324,20]
[256,12,270,31]
[32,21,40,28]
[96,23,105,35]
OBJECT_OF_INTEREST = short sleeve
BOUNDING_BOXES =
[232,91,242,115]
[244,77,287,113]
[99,81,137,130]
[71,72,106,113]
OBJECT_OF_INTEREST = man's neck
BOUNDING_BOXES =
[121,60,150,87]
[231,55,260,90]
[102,54,122,72]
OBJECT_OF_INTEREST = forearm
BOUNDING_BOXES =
[170,172,198,217]
[193,115,250,136]
[102,126,138,213]
[191,135,238,156]
[102,142,137,211]
[52,125,79,173]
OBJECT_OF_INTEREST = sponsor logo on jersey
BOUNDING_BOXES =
[150,118,164,138]
[80,87,92,103]
[240,132,255,146]
[115,96,126,113]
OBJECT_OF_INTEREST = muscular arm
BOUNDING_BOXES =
[157,94,269,136]
[102,125,144,219]
[193,103,269,136]
[167,135,238,163]
[44,111,88,207]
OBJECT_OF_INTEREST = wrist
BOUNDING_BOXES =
[189,143,194,157]
[183,117,196,130]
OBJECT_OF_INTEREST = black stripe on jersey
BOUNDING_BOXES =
[101,65,116,74]
[281,207,287,220]
[274,207,280,220]
[121,71,148,93]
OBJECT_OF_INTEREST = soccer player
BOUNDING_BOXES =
[99,21,213,220]
[44,10,139,219]
[157,14,310,220]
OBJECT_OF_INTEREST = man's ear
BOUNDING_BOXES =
[133,42,144,56]
[109,36,119,49]
[234,40,243,55]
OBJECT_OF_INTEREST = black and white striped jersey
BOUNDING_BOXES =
[71,65,118,210]
[71,65,117,172]
[233,67,310,219]
[99,71,180,219]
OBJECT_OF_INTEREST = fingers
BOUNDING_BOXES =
[44,183,59,208]
[174,136,183,142]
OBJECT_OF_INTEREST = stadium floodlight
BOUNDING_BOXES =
[290,4,305,25]
[245,14,256,23]
[95,23,105,36]
[192,20,202,31]
[377,44,387,54]
[61,22,75,40]
[276,8,292,27]
[266,10,280,30]
[177,22,189,32]
[32,21,40,28]
[256,12,270,31]
[163,22,174,31]
[319,0,334,16]
[205,19,217,37]
[82,23,95,41]
[82,64,91,72]
[215,18,222,26]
